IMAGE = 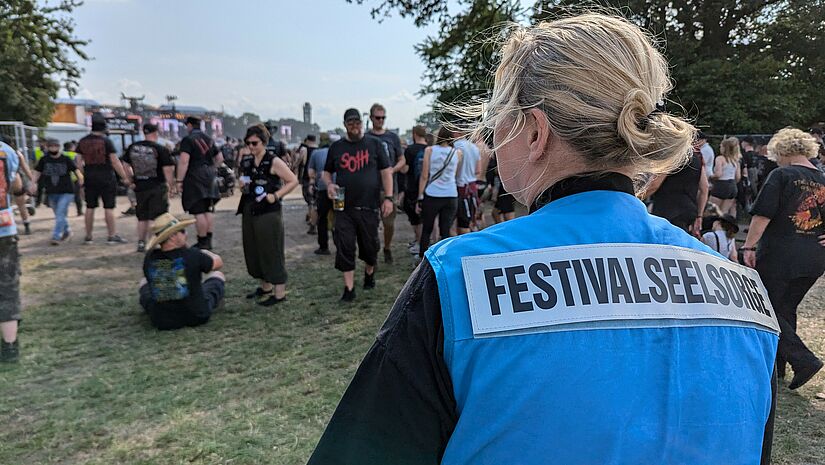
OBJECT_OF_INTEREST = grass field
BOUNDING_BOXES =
[1,195,824,464]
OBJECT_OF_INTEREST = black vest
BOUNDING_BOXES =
[237,153,283,216]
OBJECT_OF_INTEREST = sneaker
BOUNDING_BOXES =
[83,236,93,245]
[122,207,136,216]
[408,243,420,255]
[23,223,31,235]
[50,238,60,246]
[789,359,824,390]
[314,248,331,255]
[258,295,286,306]
[0,340,19,363]
[363,271,376,290]
[307,225,317,235]
[340,286,356,302]
[61,229,72,241]
[384,249,393,264]
[136,240,146,253]
[107,235,128,244]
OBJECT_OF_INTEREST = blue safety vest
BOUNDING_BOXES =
[426,187,778,465]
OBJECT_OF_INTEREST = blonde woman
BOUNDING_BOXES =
[709,136,742,216]
[310,14,778,464]
[742,127,825,390]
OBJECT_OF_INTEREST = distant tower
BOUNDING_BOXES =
[303,102,312,124]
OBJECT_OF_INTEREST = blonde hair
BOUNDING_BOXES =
[719,137,741,163]
[458,13,695,179]
[767,128,819,161]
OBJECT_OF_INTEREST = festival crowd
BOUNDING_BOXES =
[1,24,825,459]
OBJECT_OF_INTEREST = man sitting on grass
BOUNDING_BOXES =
[139,213,225,330]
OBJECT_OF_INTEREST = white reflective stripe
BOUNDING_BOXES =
[461,243,779,337]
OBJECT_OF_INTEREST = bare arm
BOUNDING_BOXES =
[392,151,405,174]
[380,166,394,217]
[742,215,771,267]
[16,151,34,180]
[417,147,432,200]
[201,249,223,271]
[177,151,191,184]
[163,166,175,191]
[692,172,710,234]
[109,153,131,185]
[322,171,335,199]
[643,174,666,199]
[269,156,299,202]
[712,157,724,180]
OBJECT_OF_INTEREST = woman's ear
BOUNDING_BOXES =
[526,107,551,163]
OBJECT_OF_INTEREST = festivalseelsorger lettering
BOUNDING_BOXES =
[462,244,779,336]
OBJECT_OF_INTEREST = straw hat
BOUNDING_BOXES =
[146,213,196,250]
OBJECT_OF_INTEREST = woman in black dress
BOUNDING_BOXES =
[237,124,298,306]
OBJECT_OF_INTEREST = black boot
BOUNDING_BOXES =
[206,232,213,250]
[194,236,208,249]
[1,339,19,363]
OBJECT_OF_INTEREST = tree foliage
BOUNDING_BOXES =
[351,0,825,133]
[0,0,89,126]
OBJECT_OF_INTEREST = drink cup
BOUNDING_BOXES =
[333,186,346,211]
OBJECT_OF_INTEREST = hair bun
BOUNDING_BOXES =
[617,88,656,157]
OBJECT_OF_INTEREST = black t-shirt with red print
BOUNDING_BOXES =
[323,136,390,209]
[750,164,825,278]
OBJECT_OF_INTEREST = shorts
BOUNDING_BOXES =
[494,192,515,214]
[402,192,422,226]
[0,236,22,322]
[333,208,380,272]
[711,179,737,200]
[457,185,479,229]
[85,171,117,209]
[302,182,314,206]
[135,185,169,221]
[187,198,216,215]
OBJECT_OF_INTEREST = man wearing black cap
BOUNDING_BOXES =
[323,108,394,302]
[122,123,176,252]
[176,116,223,250]
[76,113,133,245]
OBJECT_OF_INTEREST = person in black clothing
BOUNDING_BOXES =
[401,125,429,254]
[368,103,405,264]
[122,123,175,253]
[743,127,825,390]
[647,141,710,235]
[30,138,84,245]
[76,114,133,244]
[237,124,299,306]
[296,135,318,234]
[139,212,225,330]
[323,108,394,302]
[176,116,223,250]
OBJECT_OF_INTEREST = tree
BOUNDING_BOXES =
[351,0,825,133]
[415,110,442,133]
[0,0,89,127]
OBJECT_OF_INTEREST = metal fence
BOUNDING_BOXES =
[0,121,40,160]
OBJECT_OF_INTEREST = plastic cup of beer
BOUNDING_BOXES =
[333,186,346,211]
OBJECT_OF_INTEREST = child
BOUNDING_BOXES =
[702,214,739,262]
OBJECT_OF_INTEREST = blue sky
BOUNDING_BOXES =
[60,0,438,131]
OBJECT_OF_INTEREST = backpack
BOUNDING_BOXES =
[412,147,426,182]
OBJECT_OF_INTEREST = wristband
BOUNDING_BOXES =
[739,246,756,251]
[384,196,394,202]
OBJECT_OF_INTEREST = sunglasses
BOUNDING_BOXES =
[245,140,261,147]
[372,116,386,120]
